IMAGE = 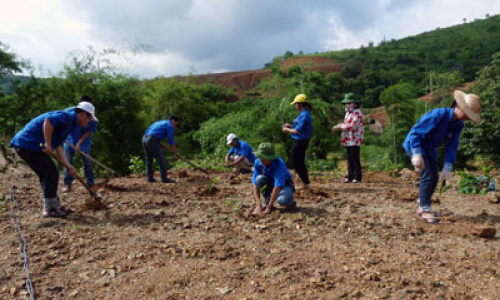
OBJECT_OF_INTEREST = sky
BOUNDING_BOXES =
[1,0,500,79]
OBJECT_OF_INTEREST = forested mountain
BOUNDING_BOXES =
[315,14,500,106]
[1,14,500,172]
[0,74,30,95]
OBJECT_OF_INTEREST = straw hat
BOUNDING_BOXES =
[453,90,481,123]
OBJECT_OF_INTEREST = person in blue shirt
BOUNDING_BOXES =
[142,116,181,183]
[282,94,312,189]
[403,90,482,224]
[251,142,296,215]
[224,133,256,173]
[63,95,97,192]
[10,102,98,218]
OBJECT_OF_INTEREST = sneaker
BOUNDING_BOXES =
[147,179,157,183]
[162,178,176,183]
[62,185,71,193]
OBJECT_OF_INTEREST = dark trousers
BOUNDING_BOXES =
[63,147,94,187]
[419,156,439,212]
[291,138,310,185]
[346,146,362,182]
[15,148,59,199]
[142,135,169,182]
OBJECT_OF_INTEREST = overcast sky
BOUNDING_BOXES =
[1,0,499,78]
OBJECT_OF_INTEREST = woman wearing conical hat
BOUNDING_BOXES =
[403,90,482,224]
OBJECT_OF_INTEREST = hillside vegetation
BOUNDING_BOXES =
[1,15,500,174]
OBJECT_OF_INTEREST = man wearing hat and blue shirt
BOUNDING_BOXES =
[403,90,482,224]
[224,133,256,173]
[142,116,181,183]
[10,101,98,218]
[62,95,97,193]
[251,142,296,215]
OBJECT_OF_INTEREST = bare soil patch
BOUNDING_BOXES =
[1,168,500,299]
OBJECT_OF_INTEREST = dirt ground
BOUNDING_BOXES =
[1,167,500,300]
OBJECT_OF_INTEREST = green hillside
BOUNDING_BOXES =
[0,74,31,95]
[2,14,500,173]
[317,14,500,105]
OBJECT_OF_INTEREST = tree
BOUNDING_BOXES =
[428,71,463,107]
[380,83,418,165]
[461,52,500,166]
[0,42,21,79]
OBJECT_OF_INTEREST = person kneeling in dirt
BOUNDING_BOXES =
[403,90,481,224]
[142,116,181,183]
[224,133,256,174]
[251,142,296,214]
[10,102,98,218]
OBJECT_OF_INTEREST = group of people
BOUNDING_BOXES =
[10,89,482,223]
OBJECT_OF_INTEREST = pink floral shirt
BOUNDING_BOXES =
[341,109,365,147]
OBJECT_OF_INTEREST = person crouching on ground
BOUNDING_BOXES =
[332,93,365,183]
[282,94,312,189]
[10,102,98,218]
[251,142,296,215]
[142,116,181,183]
[403,90,481,224]
[63,95,97,193]
[224,133,256,173]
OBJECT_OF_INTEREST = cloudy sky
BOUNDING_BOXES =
[1,0,499,78]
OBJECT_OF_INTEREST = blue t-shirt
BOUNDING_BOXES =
[228,140,256,164]
[145,120,176,145]
[65,107,97,153]
[291,109,312,140]
[11,109,79,152]
[251,157,293,188]
[403,108,464,164]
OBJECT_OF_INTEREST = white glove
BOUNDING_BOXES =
[440,163,452,183]
[441,170,451,183]
[411,154,424,171]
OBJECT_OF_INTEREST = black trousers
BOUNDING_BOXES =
[15,148,59,199]
[345,146,362,182]
[291,138,310,185]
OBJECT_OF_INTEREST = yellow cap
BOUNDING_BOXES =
[291,94,308,105]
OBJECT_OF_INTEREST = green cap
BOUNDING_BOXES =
[254,142,278,160]
[341,93,361,104]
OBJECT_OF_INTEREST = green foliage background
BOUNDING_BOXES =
[2,15,500,175]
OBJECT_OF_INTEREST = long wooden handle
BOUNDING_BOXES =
[41,144,99,197]
[160,143,209,174]
[65,141,116,174]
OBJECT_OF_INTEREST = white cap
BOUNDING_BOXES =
[226,133,237,145]
[76,101,98,122]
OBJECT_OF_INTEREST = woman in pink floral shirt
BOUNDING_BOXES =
[332,93,365,183]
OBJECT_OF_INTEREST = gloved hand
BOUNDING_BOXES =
[440,163,452,183]
[411,154,424,171]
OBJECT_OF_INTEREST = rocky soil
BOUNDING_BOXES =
[1,168,500,300]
